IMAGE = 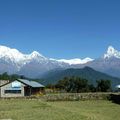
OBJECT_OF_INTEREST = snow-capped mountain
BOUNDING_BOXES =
[0,46,47,70]
[104,46,120,59]
[57,58,93,65]
[73,46,120,78]
[0,45,120,78]
[51,58,93,65]
[0,46,45,63]
[0,45,92,77]
[0,45,92,66]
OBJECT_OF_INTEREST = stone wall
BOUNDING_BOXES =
[43,93,111,101]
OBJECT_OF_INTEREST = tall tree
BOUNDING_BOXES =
[96,80,111,92]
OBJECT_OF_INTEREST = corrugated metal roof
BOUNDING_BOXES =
[18,79,45,88]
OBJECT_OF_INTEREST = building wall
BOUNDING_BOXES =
[31,87,45,95]
[0,81,25,98]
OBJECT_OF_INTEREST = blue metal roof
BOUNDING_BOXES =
[18,79,45,88]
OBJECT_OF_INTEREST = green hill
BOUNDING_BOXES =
[41,67,120,88]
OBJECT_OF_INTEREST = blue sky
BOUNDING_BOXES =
[0,0,120,59]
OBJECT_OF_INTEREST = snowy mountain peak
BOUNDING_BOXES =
[0,45,9,50]
[0,45,25,62]
[30,51,43,58]
[56,57,94,65]
[31,51,40,55]
[104,46,120,59]
[29,51,47,61]
[0,45,94,66]
[0,45,48,68]
[107,46,116,54]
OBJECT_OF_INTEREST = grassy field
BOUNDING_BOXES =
[0,99,120,120]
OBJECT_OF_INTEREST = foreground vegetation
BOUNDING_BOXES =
[47,76,112,92]
[0,73,116,92]
[0,99,120,120]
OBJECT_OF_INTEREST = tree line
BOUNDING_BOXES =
[47,76,112,92]
[0,73,112,92]
[0,72,26,80]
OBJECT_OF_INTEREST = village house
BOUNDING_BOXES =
[0,79,45,98]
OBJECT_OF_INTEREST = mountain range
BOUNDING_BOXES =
[0,45,120,79]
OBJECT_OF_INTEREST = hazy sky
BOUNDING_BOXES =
[0,0,120,59]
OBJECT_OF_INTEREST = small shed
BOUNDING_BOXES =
[0,79,45,98]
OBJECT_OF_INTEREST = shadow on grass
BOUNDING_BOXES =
[109,94,120,104]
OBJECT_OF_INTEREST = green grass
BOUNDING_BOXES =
[0,99,119,120]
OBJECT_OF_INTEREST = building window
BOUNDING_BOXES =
[5,90,21,94]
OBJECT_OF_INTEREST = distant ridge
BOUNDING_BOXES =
[41,67,120,88]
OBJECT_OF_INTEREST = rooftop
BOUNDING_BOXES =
[18,79,44,88]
